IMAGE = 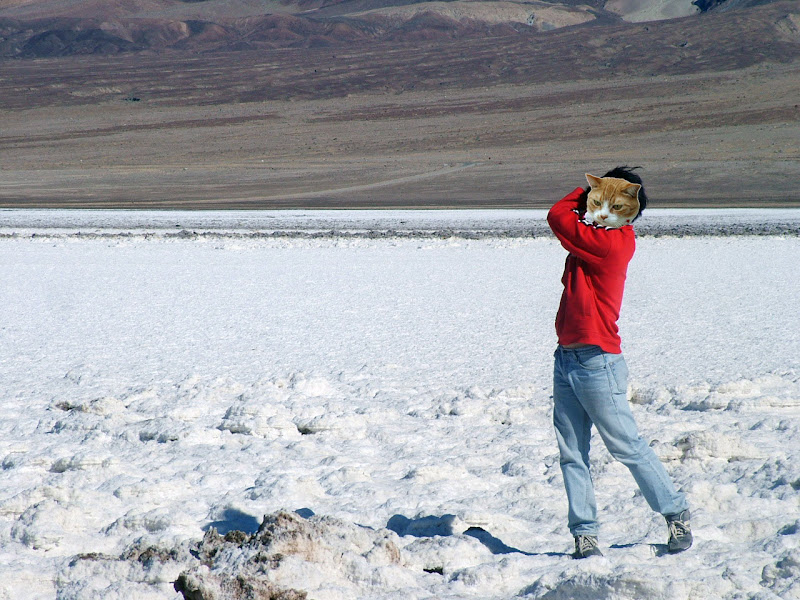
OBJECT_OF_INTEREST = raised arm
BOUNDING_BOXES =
[547,187,613,264]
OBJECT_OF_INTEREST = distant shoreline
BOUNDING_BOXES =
[2,200,799,211]
[2,207,799,238]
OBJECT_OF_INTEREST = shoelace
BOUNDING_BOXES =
[576,536,599,553]
[668,519,691,539]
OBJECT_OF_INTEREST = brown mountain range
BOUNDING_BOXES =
[1,0,798,208]
[0,0,784,57]
[0,1,602,58]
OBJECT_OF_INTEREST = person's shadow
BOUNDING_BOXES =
[203,509,568,557]
[387,514,565,557]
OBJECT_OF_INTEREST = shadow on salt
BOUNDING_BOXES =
[204,507,317,535]
[387,513,565,557]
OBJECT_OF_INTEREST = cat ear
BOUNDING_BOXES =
[622,183,641,199]
[585,174,603,189]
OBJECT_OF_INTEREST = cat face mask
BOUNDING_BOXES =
[584,174,641,229]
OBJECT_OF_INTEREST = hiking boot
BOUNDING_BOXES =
[572,535,603,559]
[665,510,693,553]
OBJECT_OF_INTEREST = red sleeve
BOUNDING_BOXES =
[547,187,612,264]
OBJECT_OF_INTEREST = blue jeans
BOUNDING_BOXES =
[553,345,688,536]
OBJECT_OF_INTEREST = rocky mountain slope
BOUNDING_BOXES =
[1,0,798,208]
[0,0,790,57]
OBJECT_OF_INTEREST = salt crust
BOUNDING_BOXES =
[1,230,798,600]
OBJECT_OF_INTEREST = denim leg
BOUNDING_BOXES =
[553,348,598,536]
[568,348,689,517]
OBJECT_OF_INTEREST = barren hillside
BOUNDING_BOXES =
[0,0,789,56]
[0,0,798,208]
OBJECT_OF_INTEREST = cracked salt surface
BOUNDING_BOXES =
[0,211,798,599]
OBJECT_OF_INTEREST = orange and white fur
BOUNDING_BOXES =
[584,174,641,229]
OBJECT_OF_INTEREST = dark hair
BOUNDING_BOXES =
[600,165,648,220]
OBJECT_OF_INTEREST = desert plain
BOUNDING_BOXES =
[1,0,799,209]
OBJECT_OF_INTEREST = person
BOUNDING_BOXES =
[546,167,692,559]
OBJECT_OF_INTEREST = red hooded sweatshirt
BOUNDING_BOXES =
[547,187,636,354]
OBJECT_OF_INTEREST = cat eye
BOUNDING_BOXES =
[592,200,602,207]
[612,204,622,210]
